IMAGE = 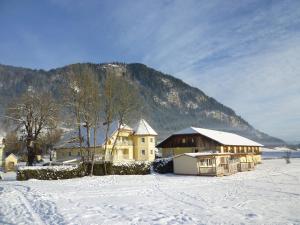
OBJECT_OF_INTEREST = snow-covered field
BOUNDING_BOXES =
[1,159,300,225]
[262,147,300,159]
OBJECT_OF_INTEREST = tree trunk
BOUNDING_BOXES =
[26,137,35,166]
[90,127,96,176]
[78,124,84,162]
[103,122,111,175]
[86,123,91,161]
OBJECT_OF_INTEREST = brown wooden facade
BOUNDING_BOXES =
[157,134,220,150]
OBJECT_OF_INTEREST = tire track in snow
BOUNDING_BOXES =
[14,184,65,225]
[0,183,45,225]
[152,174,210,210]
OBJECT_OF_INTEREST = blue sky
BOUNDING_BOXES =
[0,0,300,142]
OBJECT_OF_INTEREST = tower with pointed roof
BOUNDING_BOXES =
[132,119,158,161]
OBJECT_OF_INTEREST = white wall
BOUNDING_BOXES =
[173,155,198,175]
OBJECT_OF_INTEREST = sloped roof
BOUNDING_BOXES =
[173,127,263,147]
[176,152,233,158]
[133,119,157,136]
[5,153,18,160]
[55,121,133,149]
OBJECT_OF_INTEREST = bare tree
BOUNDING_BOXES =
[3,131,24,156]
[39,128,63,161]
[80,73,101,161]
[110,77,140,155]
[64,69,102,171]
[102,73,140,174]
[87,74,101,176]
[102,73,119,174]
[5,90,59,166]
[64,72,85,161]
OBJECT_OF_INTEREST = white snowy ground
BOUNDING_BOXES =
[1,159,300,225]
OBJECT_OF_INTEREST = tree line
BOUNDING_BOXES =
[3,68,140,175]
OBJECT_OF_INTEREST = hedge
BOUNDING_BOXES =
[85,161,151,176]
[152,158,173,174]
[17,164,87,181]
[112,161,151,175]
[16,159,167,180]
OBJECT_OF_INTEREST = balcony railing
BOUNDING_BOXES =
[115,140,133,146]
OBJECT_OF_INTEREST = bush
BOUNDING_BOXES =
[152,158,173,174]
[113,161,151,175]
[85,162,113,176]
[17,164,87,181]
[85,161,151,175]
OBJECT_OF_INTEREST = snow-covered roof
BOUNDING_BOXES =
[5,153,18,159]
[133,119,157,136]
[174,127,263,147]
[55,121,133,149]
[180,152,232,158]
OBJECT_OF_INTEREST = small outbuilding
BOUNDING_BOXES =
[173,152,239,176]
[4,153,18,172]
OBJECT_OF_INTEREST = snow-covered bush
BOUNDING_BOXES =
[152,158,173,174]
[113,161,151,175]
[17,164,87,180]
[85,161,151,175]
[85,162,113,176]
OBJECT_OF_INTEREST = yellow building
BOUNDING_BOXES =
[4,153,18,172]
[132,119,157,161]
[54,119,157,163]
[0,140,4,168]
[157,127,263,176]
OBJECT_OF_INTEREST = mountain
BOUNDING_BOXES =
[0,62,284,146]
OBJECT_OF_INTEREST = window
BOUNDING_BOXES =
[241,146,244,153]
[200,158,213,166]
[230,146,234,153]
[220,157,226,164]
[224,146,228,153]
[69,152,72,156]
[141,149,145,155]
[182,138,186,144]
[141,137,145,143]
[207,159,212,166]
[150,150,153,154]
[150,138,153,143]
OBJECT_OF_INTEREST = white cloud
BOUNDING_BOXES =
[112,0,300,141]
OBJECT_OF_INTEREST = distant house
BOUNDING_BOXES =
[4,153,18,172]
[156,127,263,176]
[0,138,17,172]
[54,119,157,162]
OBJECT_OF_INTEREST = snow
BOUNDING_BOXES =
[133,119,158,136]
[18,165,78,171]
[1,159,300,224]
[172,127,263,146]
[182,152,231,157]
[262,147,300,159]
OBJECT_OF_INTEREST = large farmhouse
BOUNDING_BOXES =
[54,119,157,162]
[156,127,263,176]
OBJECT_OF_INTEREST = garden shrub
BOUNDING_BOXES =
[85,161,151,175]
[112,161,151,175]
[152,158,173,174]
[17,164,87,181]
